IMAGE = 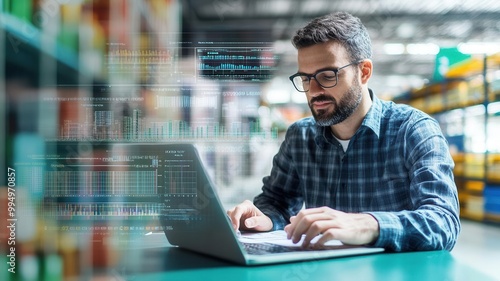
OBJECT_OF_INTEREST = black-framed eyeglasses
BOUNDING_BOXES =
[289,61,362,92]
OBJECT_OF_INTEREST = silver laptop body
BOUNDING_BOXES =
[158,143,384,265]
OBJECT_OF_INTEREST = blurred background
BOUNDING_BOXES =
[1,0,500,280]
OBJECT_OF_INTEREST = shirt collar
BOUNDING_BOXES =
[360,89,382,139]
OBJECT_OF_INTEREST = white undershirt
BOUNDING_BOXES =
[332,133,350,152]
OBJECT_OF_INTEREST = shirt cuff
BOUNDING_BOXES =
[260,209,287,231]
[366,211,404,250]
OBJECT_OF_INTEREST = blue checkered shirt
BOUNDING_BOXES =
[254,92,461,251]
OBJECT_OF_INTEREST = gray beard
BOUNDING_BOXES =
[310,82,363,126]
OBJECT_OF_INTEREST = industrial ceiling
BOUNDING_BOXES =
[181,0,500,97]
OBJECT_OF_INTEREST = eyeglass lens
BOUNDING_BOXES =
[292,70,338,92]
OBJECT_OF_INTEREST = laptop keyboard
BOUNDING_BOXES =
[243,242,310,255]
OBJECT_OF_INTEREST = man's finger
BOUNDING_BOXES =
[227,204,246,230]
[226,212,239,230]
[289,213,333,244]
[312,229,340,249]
[302,219,334,248]
[244,216,273,232]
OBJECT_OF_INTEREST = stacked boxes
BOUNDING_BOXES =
[484,186,500,220]
[464,153,485,179]
[487,154,500,182]
[462,181,485,220]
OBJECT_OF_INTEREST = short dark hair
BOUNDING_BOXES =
[291,12,372,61]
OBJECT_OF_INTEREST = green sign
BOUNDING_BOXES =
[433,47,471,81]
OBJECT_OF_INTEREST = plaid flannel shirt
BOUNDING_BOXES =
[254,91,461,251]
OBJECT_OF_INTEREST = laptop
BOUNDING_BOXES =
[158,143,384,265]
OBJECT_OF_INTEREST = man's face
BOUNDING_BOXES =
[297,41,362,126]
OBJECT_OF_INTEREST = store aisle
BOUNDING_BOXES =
[452,220,500,279]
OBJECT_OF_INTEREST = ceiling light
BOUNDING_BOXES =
[458,42,500,55]
[383,43,405,55]
[406,43,440,55]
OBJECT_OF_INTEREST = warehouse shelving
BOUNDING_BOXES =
[393,53,500,224]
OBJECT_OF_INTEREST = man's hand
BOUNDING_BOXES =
[284,207,379,249]
[227,200,273,232]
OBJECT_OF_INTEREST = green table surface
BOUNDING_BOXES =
[112,244,496,281]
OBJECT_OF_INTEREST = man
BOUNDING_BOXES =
[227,12,460,251]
